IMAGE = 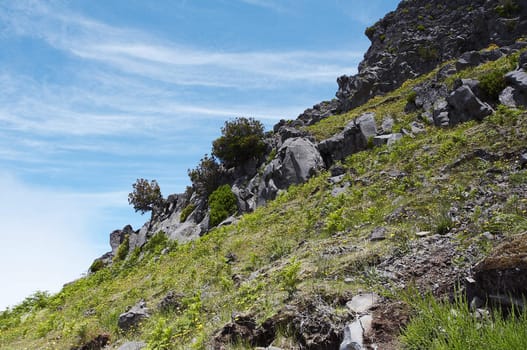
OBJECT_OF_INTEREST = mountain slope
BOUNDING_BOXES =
[2,1,527,349]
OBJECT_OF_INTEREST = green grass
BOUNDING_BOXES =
[401,291,527,350]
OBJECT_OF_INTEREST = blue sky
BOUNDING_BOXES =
[0,0,399,310]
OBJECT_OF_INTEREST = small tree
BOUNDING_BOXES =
[212,117,266,168]
[188,154,223,197]
[128,178,164,215]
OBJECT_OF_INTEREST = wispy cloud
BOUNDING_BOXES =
[0,1,360,88]
[0,172,128,310]
[238,0,292,13]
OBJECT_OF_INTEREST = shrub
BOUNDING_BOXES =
[180,203,196,223]
[495,0,520,18]
[208,185,238,227]
[212,117,266,168]
[89,259,105,273]
[128,179,164,215]
[114,235,130,262]
[188,154,222,197]
[279,258,301,298]
[479,69,506,101]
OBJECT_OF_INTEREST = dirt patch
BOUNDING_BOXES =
[364,301,412,350]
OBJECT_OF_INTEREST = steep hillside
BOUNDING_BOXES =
[2,1,527,350]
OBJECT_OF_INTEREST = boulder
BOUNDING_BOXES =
[318,113,376,167]
[340,315,373,350]
[503,70,527,107]
[444,85,493,125]
[471,233,527,310]
[346,293,380,314]
[262,137,324,191]
[118,300,150,331]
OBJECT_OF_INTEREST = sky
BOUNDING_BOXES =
[0,0,399,310]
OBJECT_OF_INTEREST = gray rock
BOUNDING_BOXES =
[117,342,146,350]
[257,137,324,203]
[110,225,135,255]
[504,70,527,107]
[519,51,527,71]
[410,121,426,134]
[373,134,392,147]
[346,293,380,314]
[118,300,150,331]
[296,99,341,126]
[157,291,184,313]
[356,112,377,140]
[499,86,519,107]
[445,86,493,125]
[380,115,394,134]
[370,227,387,241]
[387,133,403,146]
[318,113,376,167]
[340,315,373,350]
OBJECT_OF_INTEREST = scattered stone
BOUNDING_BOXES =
[225,252,238,264]
[520,153,527,168]
[380,115,394,134]
[346,293,380,314]
[157,291,184,313]
[117,342,146,350]
[499,86,520,107]
[370,227,387,241]
[410,121,426,134]
[118,300,150,331]
[415,231,431,237]
[71,334,110,350]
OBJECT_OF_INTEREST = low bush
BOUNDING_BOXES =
[208,185,238,227]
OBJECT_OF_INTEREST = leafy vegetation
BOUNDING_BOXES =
[212,117,266,168]
[401,290,527,350]
[188,154,222,197]
[208,184,238,227]
[128,179,164,215]
[180,203,196,223]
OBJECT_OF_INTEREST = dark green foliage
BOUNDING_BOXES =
[114,235,130,262]
[180,203,196,223]
[142,231,170,255]
[128,179,164,215]
[212,117,266,168]
[407,90,417,104]
[417,24,426,31]
[495,0,521,18]
[208,185,238,227]
[188,154,222,197]
[479,70,507,101]
[89,259,105,273]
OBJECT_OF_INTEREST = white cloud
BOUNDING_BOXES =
[0,1,360,88]
[0,172,127,311]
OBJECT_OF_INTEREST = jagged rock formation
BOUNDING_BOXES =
[336,0,527,112]
[93,0,527,272]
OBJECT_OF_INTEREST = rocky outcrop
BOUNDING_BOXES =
[110,225,135,255]
[337,0,527,112]
[470,233,527,310]
[296,99,342,126]
[502,70,527,107]
[118,300,150,331]
[318,112,376,167]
